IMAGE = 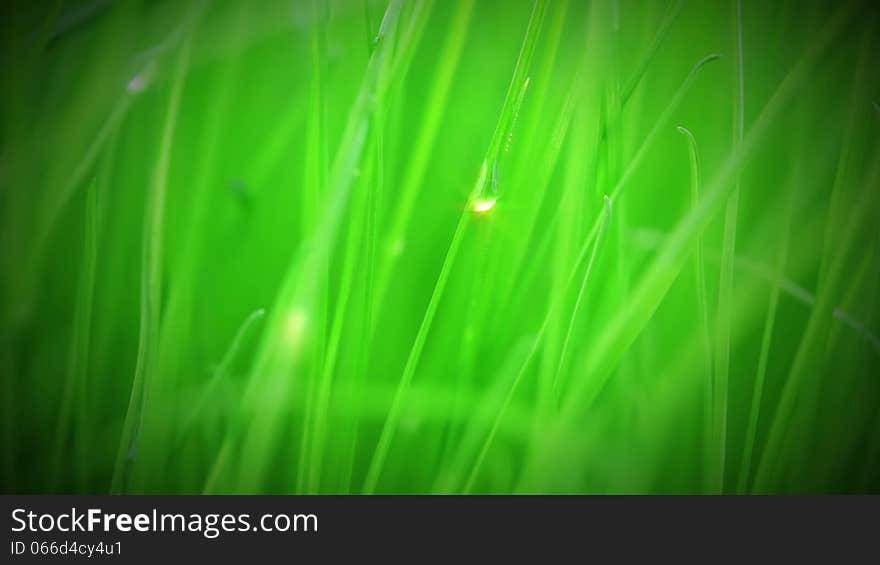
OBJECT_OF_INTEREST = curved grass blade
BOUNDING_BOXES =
[361,0,549,494]
[110,32,195,494]
[552,195,613,404]
[517,3,855,489]
[462,195,613,493]
[677,125,714,492]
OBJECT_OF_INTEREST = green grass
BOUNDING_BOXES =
[0,0,878,494]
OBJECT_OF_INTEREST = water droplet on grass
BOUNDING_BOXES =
[472,197,497,214]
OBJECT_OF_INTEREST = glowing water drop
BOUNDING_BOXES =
[472,197,497,214]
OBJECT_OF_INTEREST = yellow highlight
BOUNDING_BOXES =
[472,197,497,214]
[283,308,308,349]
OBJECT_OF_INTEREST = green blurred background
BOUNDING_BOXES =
[1,0,878,494]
